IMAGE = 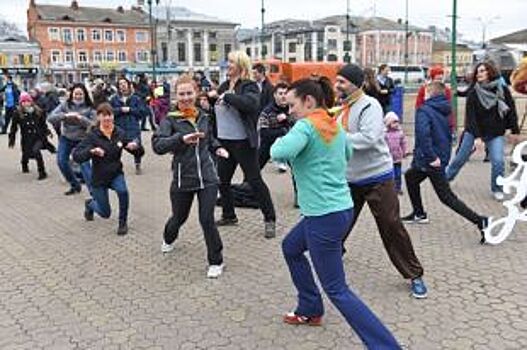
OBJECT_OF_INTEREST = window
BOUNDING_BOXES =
[223,44,232,61]
[51,50,61,64]
[49,28,60,41]
[62,28,73,43]
[135,31,148,43]
[246,47,251,57]
[136,50,149,62]
[104,29,113,42]
[93,51,102,62]
[193,31,201,39]
[76,29,86,42]
[327,39,337,51]
[209,43,218,62]
[64,51,74,63]
[118,51,127,62]
[288,42,296,53]
[92,29,102,42]
[209,31,217,39]
[116,30,126,42]
[161,42,168,63]
[177,43,186,62]
[106,51,114,62]
[78,51,88,63]
[194,43,202,63]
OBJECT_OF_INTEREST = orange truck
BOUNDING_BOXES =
[259,59,344,85]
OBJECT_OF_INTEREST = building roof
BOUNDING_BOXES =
[433,41,472,52]
[33,3,149,26]
[153,6,237,26]
[491,29,527,44]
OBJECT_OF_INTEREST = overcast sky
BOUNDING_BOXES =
[4,0,526,42]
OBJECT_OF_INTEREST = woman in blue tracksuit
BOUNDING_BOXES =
[271,77,400,349]
[110,77,144,175]
[48,83,95,195]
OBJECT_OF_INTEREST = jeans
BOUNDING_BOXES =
[88,174,129,224]
[57,136,92,192]
[1,106,16,134]
[164,185,223,265]
[343,180,424,279]
[446,131,505,193]
[393,163,402,192]
[217,140,276,222]
[282,209,401,350]
[405,167,482,225]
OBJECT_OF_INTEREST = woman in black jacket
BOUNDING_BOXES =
[152,74,228,278]
[8,92,52,180]
[446,61,519,201]
[73,103,144,236]
[214,51,277,238]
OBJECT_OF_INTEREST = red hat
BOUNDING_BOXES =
[429,66,444,80]
[19,92,33,104]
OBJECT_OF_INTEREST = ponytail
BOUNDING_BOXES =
[289,76,335,109]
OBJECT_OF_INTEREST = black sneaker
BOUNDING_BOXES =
[64,186,81,196]
[264,221,276,239]
[478,216,489,244]
[216,217,239,226]
[37,171,48,180]
[520,197,527,210]
[22,164,29,173]
[117,222,128,236]
[84,199,94,221]
[401,212,429,224]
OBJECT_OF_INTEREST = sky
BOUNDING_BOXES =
[3,0,526,42]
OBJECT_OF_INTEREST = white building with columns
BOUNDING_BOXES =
[154,7,238,81]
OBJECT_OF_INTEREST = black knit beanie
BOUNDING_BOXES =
[337,64,364,88]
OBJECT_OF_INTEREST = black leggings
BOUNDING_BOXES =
[164,185,223,265]
[217,139,276,222]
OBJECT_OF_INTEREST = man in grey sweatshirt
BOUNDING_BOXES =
[335,64,428,299]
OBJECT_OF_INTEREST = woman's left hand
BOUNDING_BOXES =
[126,142,138,150]
[216,147,229,159]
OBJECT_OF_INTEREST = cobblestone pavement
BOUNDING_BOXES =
[1,111,527,349]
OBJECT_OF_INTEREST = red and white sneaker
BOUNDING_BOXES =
[283,312,322,326]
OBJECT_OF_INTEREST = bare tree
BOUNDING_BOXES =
[0,20,23,38]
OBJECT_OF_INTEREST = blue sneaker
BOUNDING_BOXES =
[411,277,428,299]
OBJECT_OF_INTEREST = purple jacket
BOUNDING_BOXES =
[384,127,407,163]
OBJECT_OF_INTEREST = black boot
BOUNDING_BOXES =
[117,221,128,236]
[22,163,29,173]
[37,170,48,180]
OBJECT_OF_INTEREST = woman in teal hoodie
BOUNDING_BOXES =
[271,78,400,350]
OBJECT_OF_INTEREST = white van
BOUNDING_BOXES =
[388,65,426,84]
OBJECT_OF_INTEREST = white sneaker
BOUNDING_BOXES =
[207,264,224,278]
[492,192,505,201]
[276,162,288,173]
[161,240,175,253]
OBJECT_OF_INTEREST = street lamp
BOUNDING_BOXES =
[404,0,409,85]
[476,16,500,49]
[344,0,351,63]
[261,0,266,59]
[147,0,160,82]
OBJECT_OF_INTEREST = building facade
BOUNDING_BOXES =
[153,7,238,81]
[431,41,473,77]
[238,16,433,69]
[0,35,41,89]
[27,0,151,85]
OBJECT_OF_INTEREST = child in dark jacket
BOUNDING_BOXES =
[73,103,144,236]
[383,112,408,194]
[8,92,53,180]
[402,82,489,243]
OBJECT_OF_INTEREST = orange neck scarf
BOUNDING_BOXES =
[173,105,199,124]
[330,89,364,131]
[100,124,114,139]
[306,108,339,144]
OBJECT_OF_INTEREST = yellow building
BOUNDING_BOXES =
[431,41,473,77]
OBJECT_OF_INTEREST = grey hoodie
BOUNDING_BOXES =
[48,101,96,141]
[339,94,393,184]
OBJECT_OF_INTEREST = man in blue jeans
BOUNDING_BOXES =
[0,74,20,134]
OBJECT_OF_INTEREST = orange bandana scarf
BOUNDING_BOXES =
[170,105,199,124]
[329,89,364,131]
[100,125,114,139]
[306,108,339,144]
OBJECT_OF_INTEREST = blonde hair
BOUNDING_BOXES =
[228,50,252,80]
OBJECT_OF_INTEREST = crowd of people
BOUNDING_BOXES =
[1,51,523,349]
